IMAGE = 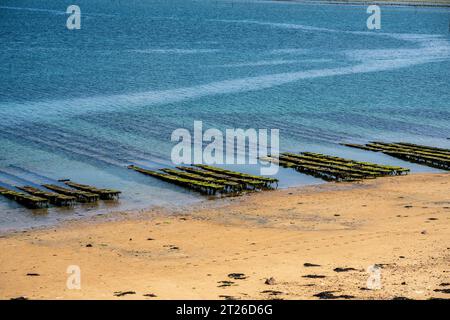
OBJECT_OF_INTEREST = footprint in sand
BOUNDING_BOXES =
[219,295,239,300]
[114,291,136,297]
[303,263,321,267]
[303,274,326,279]
[10,296,28,300]
[217,280,236,288]
[333,267,357,273]
[228,273,248,280]
[313,291,354,299]
[434,289,450,294]
[261,290,284,296]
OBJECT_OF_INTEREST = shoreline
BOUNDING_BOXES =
[1,172,449,300]
[0,182,321,236]
[275,0,450,8]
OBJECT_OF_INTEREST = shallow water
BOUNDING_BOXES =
[0,0,449,231]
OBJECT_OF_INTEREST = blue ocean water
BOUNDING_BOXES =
[0,0,449,231]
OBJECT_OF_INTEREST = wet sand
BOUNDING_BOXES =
[0,173,449,300]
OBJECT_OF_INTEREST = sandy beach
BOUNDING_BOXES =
[0,172,449,300]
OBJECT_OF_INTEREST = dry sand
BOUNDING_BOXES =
[0,172,449,300]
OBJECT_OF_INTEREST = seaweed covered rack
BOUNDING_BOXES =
[342,142,450,170]
[128,165,278,195]
[16,186,76,207]
[42,184,100,203]
[0,177,121,209]
[261,151,409,182]
[63,181,121,200]
[0,186,49,209]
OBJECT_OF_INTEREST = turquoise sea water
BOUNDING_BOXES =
[0,0,449,231]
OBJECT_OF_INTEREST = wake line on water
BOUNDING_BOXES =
[0,57,443,121]
[0,6,114,17]
[209,19,449,40]
[211,19,450,59]
[209,59,332,68]
[1,23,449,123]
[0,6,66,15]
[131,49,221,54]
